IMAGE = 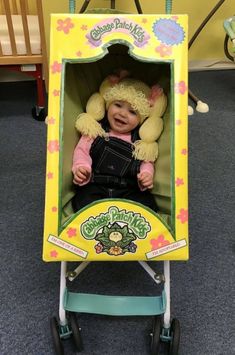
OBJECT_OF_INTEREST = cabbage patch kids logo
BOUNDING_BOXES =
[86,17,150,47]
[81,206,151,256]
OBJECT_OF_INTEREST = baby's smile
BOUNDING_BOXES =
[114,117,126,126]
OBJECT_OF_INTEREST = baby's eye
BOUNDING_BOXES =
[114,102,122,108]
[129,109,137,115]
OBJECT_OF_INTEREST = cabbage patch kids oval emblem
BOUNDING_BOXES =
[153,18,185,45]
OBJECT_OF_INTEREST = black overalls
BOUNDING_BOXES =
[72,121,158,213]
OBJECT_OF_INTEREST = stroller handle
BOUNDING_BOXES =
[69,0,173,14]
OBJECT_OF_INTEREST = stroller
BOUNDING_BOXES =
[43,1,189,354]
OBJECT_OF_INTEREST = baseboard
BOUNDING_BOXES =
[189,59,235,71]
[0,67,34,82]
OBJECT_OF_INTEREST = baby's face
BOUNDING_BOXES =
[107,100,140,134]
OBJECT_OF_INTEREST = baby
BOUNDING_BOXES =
[72,71,167,212]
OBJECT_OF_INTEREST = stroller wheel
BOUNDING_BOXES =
[150,316,162,355]
[69,312,83,352]
[50,317,64,355]
[169,318,180,355]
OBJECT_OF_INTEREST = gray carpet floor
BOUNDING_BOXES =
[0,70,235,355]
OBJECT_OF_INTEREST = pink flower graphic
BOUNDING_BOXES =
[181,148,188,155]
[155,43,172,57]
[81,24,88,30]
[53,89,60,97]
[176,119,182,125]
[175,81,187,95]
[177,208,188,223]
[51,61,62,74]
[171,16,179,21]
[150,234,170,250]
[47,140,60,153]
[76,50,82,57]
[47,171,54,179]
[57,18,74,34]
[50,250,58,258]
[47,117,56,124]
[95,243,104,254]
[67,227,77,238]
[52,206,57,212]
[175,177,184,187]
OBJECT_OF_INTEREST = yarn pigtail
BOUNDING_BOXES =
[133,91,167,162]
[75,93,106,138]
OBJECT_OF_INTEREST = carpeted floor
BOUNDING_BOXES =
[0,70,234,355]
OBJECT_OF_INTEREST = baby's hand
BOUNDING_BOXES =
[73,166,91,185]
[137,172,154,189]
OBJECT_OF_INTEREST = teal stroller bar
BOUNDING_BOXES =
[64,287,166,316]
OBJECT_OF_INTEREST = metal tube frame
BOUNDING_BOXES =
[69,0,173,15]
[68,261,90,281]
[163,261,171,328]
[77,0,144,14]
[59,261,68,326]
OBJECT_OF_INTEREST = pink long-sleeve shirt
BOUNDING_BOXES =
[72,130,154,188]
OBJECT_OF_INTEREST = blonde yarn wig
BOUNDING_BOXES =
[75,71,167,162]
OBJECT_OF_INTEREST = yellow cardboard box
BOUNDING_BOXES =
[43,13,188,262]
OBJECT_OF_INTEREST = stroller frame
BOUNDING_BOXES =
[59,260,170,323]
[56,260,172,346]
